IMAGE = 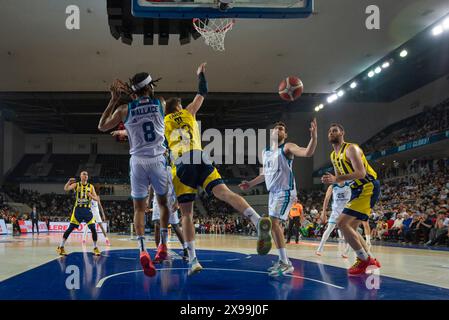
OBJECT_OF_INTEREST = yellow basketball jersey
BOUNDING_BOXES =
[74,182,92,208]
[164,109,202,159]
[330,142,377,187]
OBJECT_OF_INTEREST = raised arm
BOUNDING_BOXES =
[186,62,207,116]
[98,79,129,132]
[64,178,77,192]
[320,185,333,223]
[284,118,317,158]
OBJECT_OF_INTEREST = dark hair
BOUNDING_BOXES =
[273,121,287,132]
[165,97,182,115]
[329,123,345,132]
[130,72,154,98]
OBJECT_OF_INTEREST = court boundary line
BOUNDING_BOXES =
[95,267,345,290]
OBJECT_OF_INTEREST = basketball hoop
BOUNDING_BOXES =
[192,18,235,51]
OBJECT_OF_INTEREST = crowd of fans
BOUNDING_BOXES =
[363,98,449,154]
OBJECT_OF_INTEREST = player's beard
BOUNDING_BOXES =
[329,136,340,144]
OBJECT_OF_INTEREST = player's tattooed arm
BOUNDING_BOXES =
[186,62,207,116]
[98,79,128,132]
[321,185,332,222]
[64,178,77,191]
[239,174,265,190]
[284,118,317,158]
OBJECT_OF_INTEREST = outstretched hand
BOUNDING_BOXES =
[197,62,207,76]
[321,172,337,184]
[239,181,251,191]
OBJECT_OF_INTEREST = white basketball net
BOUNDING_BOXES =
[193,18,235,51]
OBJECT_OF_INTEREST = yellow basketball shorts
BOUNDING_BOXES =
[172,153,224,203]
[70,207,95,226]
[342,180,380,221]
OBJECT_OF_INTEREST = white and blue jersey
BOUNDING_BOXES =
[262,143,296,193]
[124,97,166,158]
[125,96,169,199]
[329,183,351,224]
[263,143,297,221]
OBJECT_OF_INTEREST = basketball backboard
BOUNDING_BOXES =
[132,0,314,19]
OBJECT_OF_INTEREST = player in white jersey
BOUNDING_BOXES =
[149,171,189,261]
[316,182,351,257]
[240,119,317,276]
[82,198,110,246]
[98,75,171,278]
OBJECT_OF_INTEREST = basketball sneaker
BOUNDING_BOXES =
[188,257,203,276]
[348,256,378,276]
[315,251,322,256]
[57,246,67,256]
[140,251,156,277]
[93,247,101,256]
[257,217,272,255]
[374,258,381,268]
[267,260,280,272]
[154,244,168,263]
[269,261,294,277]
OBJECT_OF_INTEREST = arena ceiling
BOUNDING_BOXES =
[1,0,449,133]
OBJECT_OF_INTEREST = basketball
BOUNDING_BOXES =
[278,76,304,101]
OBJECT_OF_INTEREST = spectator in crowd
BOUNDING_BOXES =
[388,213,404,241]
[426,212,449,246]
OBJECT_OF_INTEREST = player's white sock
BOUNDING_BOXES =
[355,248,369,261]
[93,241,97,248]
[278,247,289,264]
[317,224,335,253]
[243,207,261,226]
[59,239,66,247]
[160,228,168,245]
[182,242,188,249]
[137,236,146,253]
[186,241,197,263]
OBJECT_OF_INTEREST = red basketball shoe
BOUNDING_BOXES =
[348,256,379,276]
[140,251,156,277]
[154,244,168,263]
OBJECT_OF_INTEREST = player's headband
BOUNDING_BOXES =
[131,74,162,92]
